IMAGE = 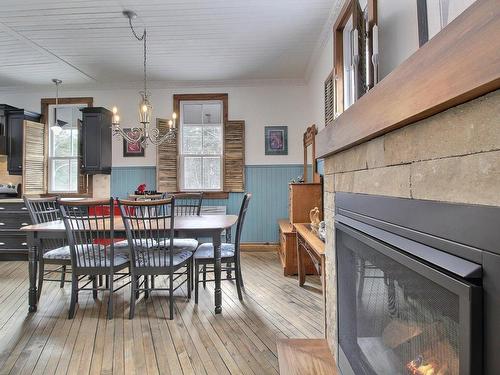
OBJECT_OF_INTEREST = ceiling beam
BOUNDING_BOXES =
[0,19,96,82]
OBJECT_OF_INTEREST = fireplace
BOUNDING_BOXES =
[334,193,500,375]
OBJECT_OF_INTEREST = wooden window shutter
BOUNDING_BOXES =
[156,118,178,192]
[324,70,335,126]
[224,120,245,192]
[23,120,46,195]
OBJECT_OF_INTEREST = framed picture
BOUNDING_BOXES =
[265,126,288,155]
[123,128,144,157]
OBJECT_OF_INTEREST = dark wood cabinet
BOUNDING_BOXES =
[6,109,41,175]
[80,107,112,175]
[0,104,18,155]
[0,201,30,260]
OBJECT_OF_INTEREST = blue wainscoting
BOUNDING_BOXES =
[111,164,307,243]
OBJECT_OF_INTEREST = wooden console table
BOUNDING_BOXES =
[295,223,325,292]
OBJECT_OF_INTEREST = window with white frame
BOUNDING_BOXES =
[48,104,84,193]
[179,100,223,191]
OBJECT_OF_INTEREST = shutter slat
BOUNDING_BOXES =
[224,120,245,192]
[156,118,178,192]
[325,70,335,127]
[23,120,46,195]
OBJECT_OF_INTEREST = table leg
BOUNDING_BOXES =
[28,232,38,312]
[212,230,222,314]
[297,242,306,287]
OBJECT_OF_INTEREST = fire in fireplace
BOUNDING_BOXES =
[333,193,494,375]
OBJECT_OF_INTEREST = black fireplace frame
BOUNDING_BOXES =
[334,193,500,375]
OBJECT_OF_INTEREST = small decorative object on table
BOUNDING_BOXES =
[135,183,147,195]
[309,207,321,229]
[318,221,326,242]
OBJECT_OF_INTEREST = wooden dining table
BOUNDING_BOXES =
[20,214,238,314]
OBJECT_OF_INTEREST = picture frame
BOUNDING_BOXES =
[265,126,288,155]
[122,128,144,157]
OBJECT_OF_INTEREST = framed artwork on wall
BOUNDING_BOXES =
[123,128,144,157]
[265,126,288,155]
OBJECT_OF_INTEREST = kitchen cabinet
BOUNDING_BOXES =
[80,107,112,175]
[0,104,18,155]
[7,109,41,175]
[0,201,30,260]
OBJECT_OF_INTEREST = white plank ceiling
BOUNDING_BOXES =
[0,0,336,87]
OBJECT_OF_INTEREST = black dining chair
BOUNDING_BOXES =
[24,196,71,301]
[118,197,197,320]
[59,199,130,319]
[193,193,251,303]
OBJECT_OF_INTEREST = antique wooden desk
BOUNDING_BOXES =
[20,214,238,314]
[294,223,325,292]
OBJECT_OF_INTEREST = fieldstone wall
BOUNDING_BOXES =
[323,89,500,358]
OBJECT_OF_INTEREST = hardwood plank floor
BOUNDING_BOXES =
[0,252,323,375]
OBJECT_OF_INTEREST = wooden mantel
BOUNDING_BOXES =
[317,0,500,158]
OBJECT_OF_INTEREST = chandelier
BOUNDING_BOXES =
[112,10,177,147]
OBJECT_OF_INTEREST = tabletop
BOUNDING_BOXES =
[20,214,238,232]
[294,223,325,256]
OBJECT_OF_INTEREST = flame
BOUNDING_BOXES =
[406,357,449,375]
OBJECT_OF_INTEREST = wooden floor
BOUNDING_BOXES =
[0,252,323,375]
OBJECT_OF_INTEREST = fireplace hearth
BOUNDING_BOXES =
[334,193,500,375]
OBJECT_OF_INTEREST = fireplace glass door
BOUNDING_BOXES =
[336,227,481,375]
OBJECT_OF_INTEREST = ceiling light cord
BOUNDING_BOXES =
[127,18,147,95]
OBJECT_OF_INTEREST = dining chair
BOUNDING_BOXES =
[193,193,251,303]
[24,196,70,301]
[59,199,130,319]
[118,197,197,320]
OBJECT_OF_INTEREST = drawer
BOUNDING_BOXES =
[0,233,28,250]
[0,202,27,212]
[0,213,31,230]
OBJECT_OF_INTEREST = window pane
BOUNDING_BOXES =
[51,159,78,192]
[184,157,202,190]
[182,126,202,154]
[183,104,203,124]
[203,126,222,155]
[52,128,78,157]
[203,103,221,124]
[203,157,221,190]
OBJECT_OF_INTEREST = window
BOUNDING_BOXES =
[48,104,84,193]
[179,101,223,191]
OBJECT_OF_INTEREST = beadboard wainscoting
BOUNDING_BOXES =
[111,164,308,243]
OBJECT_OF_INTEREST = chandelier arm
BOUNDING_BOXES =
[146,130,177,146]
[112,126,144,143]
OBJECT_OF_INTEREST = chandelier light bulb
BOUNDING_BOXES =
[172,112,177,120]
[114,114,120,124]
[142,104,148,113]
[112,106,118,115]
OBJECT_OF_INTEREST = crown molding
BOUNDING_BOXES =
[0,78,307,94]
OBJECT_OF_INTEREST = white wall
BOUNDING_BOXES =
[0,83,309,167]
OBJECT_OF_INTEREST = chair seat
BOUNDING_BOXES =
[134,249,193,267]
[75,244,129,268]
[157,238,199,252]
[114,238,158,248]
[43,246,71,260]
[194,243,235,260]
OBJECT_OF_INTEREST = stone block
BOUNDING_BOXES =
[324,174,334,193]
[335,165,412,198]
[411,150,500,206]
[385,90,500,165]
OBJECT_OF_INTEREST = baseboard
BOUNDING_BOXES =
[240,243,279,252]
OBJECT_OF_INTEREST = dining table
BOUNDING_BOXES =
[20,214,238,314]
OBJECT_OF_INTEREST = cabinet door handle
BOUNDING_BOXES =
[0,207,5,210]
[18,165,22,168]
[22,207,27,210]
[0,242,4,246]
[21,222,28,226]
[0,223,5,226]
[22,242,27,246]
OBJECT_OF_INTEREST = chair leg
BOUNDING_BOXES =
[135,276,140,300]
[60,265,66,288]
[129,273,136,319]
[105,275,109,289]
[237,256,244,288]
[69,274,78,319]
[195,263,199,304]
[169,272,174,320]
[234,261,243,301]
[190,257,195,291]
[151,275,155,289]
[107,274,114,320]
[98,275,103,287]
[92,276,98,299]
[202,265,206,288]
[144,276,149,299]
[226,262,232,279]
[37,258,45,301]
[187,263,191,299]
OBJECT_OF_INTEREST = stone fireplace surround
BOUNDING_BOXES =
[322,90,500,373]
